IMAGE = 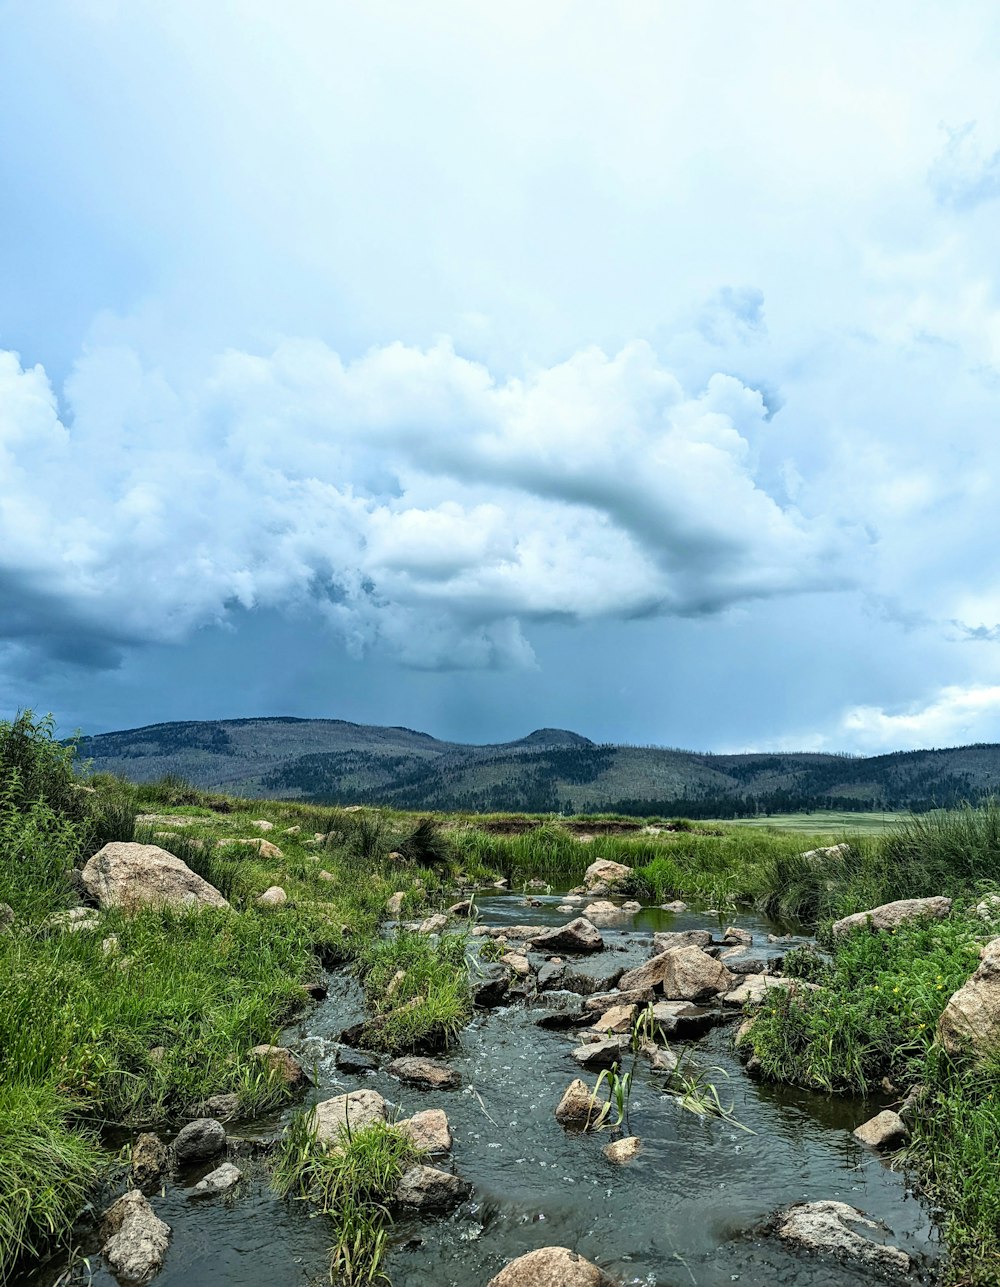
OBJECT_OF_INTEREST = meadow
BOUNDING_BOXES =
[3,712,1000,1283]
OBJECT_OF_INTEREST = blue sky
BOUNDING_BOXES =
[3,0,1000,752]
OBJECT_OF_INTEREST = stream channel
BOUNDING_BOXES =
[27,892,943,1286]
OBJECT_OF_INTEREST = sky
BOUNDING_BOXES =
[3,0,1000,753]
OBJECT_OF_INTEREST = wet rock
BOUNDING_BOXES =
[719,950,765,974]
[473,966,509,1008]
[773,1200,910,1273]
[418,913,448,935]
[563,961,626,995]
[43,907,101,933]
[582,987,654,1012]
[387,1056,461,1090]
[853,1110,908,1151]
[652,929,713,953]
[938,937,1000,1056]
[536,1009,589,1031]
[505,952,532,978]
[394,1163,470,1209]
[82,843,229,912]
[131,1133,169,1187]
[722,926,752,946]
[832,895,952,939]
[582,900,623,920]
[250,1044,309,1088]
[303,978,329,1001]
[621,901,642,913]
[487,1246,618,1287]
[336,1047,379,1074]
[537,960,566,991]
[603,1135,641,1164]
[649,1000,719,1038]
[386,892,405,917]
[660,900,687,913]
[555,1078,598,1128]
[640,1039,678,1073]
[591,1002,638,1034]
[397,1108,452,1153]
[101,1190,171,1282]
[571,1036,628,1068]
[256,885,287,909]
[192,1162,242,1195]
[584,859,632,890]
[311,1090,388,1148]
[174,1118,226,1163]
[217,838,284,860]
[530,918,603,955]
[196,1093,240,1120]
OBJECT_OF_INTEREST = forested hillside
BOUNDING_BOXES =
[74,718,1000,816]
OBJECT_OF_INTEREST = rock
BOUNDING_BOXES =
[217,838,284,860]
[571,1037,628,1068]
[722,926,752,946]
[832,895,952,939]
[621,901,642,913]
[418,914,448,935]
[723,975,816,1007]
[385,891,405,917]
[938,937,1000,1055]
[582,900,623,920]
[528,878,548,889]
[82,843,229,913]
[395,1163,470,1209]
[317,869,335,882]
[734,1016,757,1051]
[537,960,566,991]
[562,961,626,995]
[174,1118,226,1163]
[256,885,287,909]
[555,1078,599,1128]
[0,901,14,931]
[640,1039,678,1073]
[42,907,101,933]
[649,1000,719,1038]
[774,1200,910,1273]
[251,819,275,832]
[101,1190,171,1283]
[799,842,850,862]
[530,918,603,954]
[397,1108,452,1153]
[335,1046,379,1074]
[303,978,329,1000]
[196,1093,240,1120]
[660,901,687,913]
[311,1090,388,1148]
[250,1044,309,1088]
[131,1133,169,1186]
[487,1247,617,1287]
[853,1110,908,1151]
[556,902,575,913]
[591,1002,638,1034]
[505,952,532,978]
[447,899,473,916]
[652,929,713,953]
[603,1135,641,1164]
[192,1162,242,1195]
[473,966,509,1008]
[584,859,632,890]
[148,1046,166,1065]
[975,893,1000,920]
[387,1057,461,1090]
[283,825,301,835]
[582,987,654,1012]
[620,945,733,1000]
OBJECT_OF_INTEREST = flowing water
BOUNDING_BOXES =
[23,894,942,1286]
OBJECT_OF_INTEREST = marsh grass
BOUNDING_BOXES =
[274,1114,420,1285]
[355,931,471,1052]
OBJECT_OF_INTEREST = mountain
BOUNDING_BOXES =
[72,717,1000,816]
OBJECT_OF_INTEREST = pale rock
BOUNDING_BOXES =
[603,1135,641,1164]
[853,1110,908,1151]
[217,837,284,860]
[652,929,713,953]
[43,907,101,932]
[251,820,274,832]
[487,1247,617,1287]
[582,900,623,920]
[83,843,228,912]
[831,895,952,939]
[101,1190,170,1282]
[397,1108,452,1153]
[722,926,752,946]
[621,900,642,913]
[660,900,688,912]
[311,1090,388,1149]
[418,913,448,935]
[774,1200,909,1272]
[555,1078,598,1129]
[938,937,1000,1055]
[256,885,287,909]
[530,917,603,954]
[250,1044,309,1088]
[505,952,531,978]
[591,1002,638,1034]
[620,946,734,1001]
[798,842,850,862]
[394,1163,470,1209]
[386,891,405,917]
[387,1056,461,1090]
[192,1162,242,1195]
[583,859,632,889]
[571,1036,628,1068]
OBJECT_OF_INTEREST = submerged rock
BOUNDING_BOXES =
[853,1110,908,1151]
[192,1162,242,1195]
[174,1118,226,1163]
[831,895,951,939]
[101,1190,171,1282]
[394,1163,470,1210]
[487,1247,618,1287]
[603,1135,641,1164]
[773,1200,910,1273]
[530,918,603,955]
[938,937,1000,1056]
[82,843,229,912]
[397,1108,452,1153]
[387,1056,461,1090]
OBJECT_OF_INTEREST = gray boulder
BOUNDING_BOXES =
[774,1200,909,1272]
[396,1108,452,1153]
[387,1057,460,1090]
[832,895,951,939]
[571,1037,628,1068]
[530,918,603,954]
[394,1163,470,1210]
[101,1190,171,1282]
[310,1089,387,1149]
[853,1110,908,1151]
[173,1118,226,1163]
[938,937,1000,1056]
[82,843,228,912]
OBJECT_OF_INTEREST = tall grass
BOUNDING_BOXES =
[355,931,471,1052]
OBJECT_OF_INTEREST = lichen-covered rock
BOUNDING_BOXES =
[530,918,603,955]
[386,891,405,917]
[487,1246,618,1287]
[173,1118,226,1163]
[397,1108,452,1153]
[583,859,632,890]
[773,1200,909,1272]
[938,937,1000,1055]
[394,1163,470,1209]
[192,1162,242,1195]
[832,895,951,939]
[603,1135,641,1164]
[101,1190,171,1282]
[311,1089,388,1148]
[387,1057,461,1089]
[853,1110,908,1151]
[82,843,229,912]
[131,1133,169,1186]
[250,1044,309,1088]
[555,1078,598,1128]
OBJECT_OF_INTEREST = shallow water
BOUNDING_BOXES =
[22,895,941,1286]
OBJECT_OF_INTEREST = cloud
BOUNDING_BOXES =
[929,122,1000,210]
[0,339,859,672]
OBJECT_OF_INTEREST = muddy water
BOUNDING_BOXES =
[31,895,942,1286]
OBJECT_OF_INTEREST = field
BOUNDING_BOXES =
[719,809,912,834]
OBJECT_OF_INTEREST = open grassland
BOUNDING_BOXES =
[5,713,1000,1282]
[714,809,912,834]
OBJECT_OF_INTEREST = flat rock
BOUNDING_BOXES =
[387,1057,461,1090]
[603,1135,641,1164]
[530,918,603,955]
[591,1002,638,1034]
[853,1109,908,1151]
[649,1000,719,1038]
[660,901,688,913]
[101,1189,171,1282]
[396,1108,452,1153]
[582,986,654,1012]
[832,895,952,939]
[196,1093,240,1120]
[311,1089,387,1148]
[447,899,474,916]
[418,913,448,934]
[394,1163,470,1210]
[723,975,816,1007]
[487,1246,618,1287]
[82,843,228,912]
[562,960,625,995]
[584,859,632,890]
[192,1162,242,1195]
[652,930,713,953]
[774,1200,910,1273]
[571,1036,628,1068]
[174,1119,225,1164]
[583,900,625,920]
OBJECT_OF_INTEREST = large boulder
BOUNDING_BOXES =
[938,938,1000,1055]
[394,1163,470,1210]
[620,946,733,1000]
[101,1190,171,1282]
[530,918,603,955]
[310,1089,387,1148]
[487,1247,618,1287]
[584,859,632,890]
[773,1200,909,1273]
[82,843,228,913]
[831,896,951,939]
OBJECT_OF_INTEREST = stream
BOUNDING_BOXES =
[23,893,942,1286]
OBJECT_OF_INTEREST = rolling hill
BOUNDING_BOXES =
[72,717,1000,816]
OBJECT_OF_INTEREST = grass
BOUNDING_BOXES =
[355,930,472,1053]
[273,1114,421,1284]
